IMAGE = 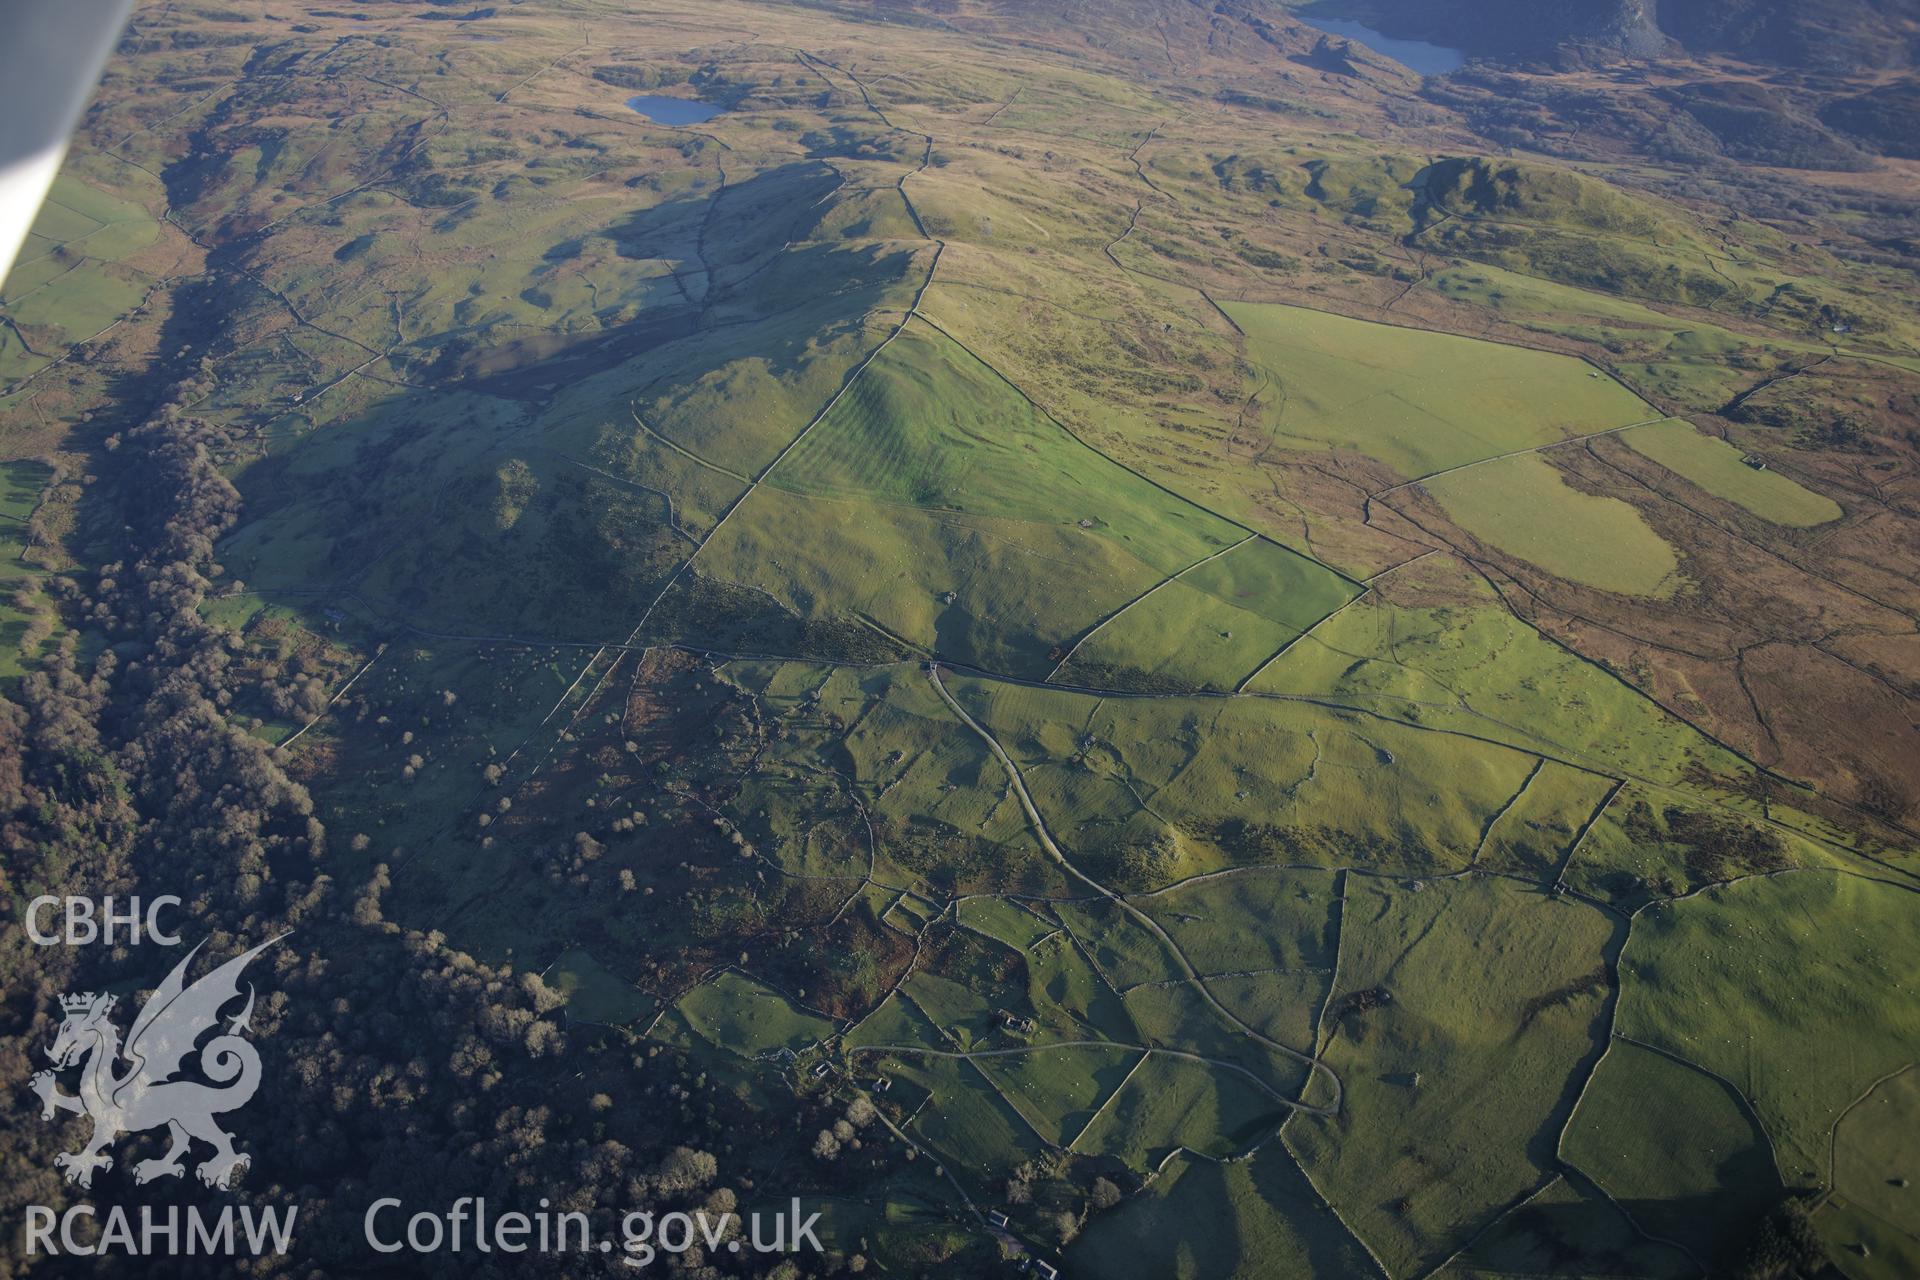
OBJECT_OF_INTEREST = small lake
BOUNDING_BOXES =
[1298,16,1466,76]
[624,95,725,126]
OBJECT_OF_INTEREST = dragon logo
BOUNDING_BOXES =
[29,936,282,1191]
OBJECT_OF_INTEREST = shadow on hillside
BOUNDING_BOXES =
[443,160,911,398]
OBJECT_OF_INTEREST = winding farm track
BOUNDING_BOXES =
[205,39,1919,1267]
[360,600,1916,880]
[927,662,1344,1117]
[42,22,1920,1279]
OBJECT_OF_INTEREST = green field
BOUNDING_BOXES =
[901,969,1002,1049]
[1068,1148,1375,1279]
[1141,868,1340,976]
[885,1052,1048,1179]
[973,1044,1140,1147]
[1056,536,1360,691]
[1025,932,1137,1044]
[718,660,1057,894]
[1423,452,1683,596]
[0,458,47,521]
[1426,260,1814,411]
[1284,875,1619,1276]
[1621,419,1842,526]
[1120,981,1312,1096]
[1070,1052,1283,1166]
[687,318,1271,675]
[1452,1174,1696,1279]
[1476,760,1617,877]
[948,671,1543,875]
[0,173,161,385]
[770,322,1236,563]
[675,971,837,1059]
[1224,301,1653,480]
[1208,971,1330,1055]
[1832,1067,1919,1251]
[1819,1194,1920,1280]
[1562,1038,1783,1262]
[1614,872,1920,1187]
[625,256,924,475]
[957,895,1057,950]
[835,899,1314,1178]
[1250,553,1731,783]
[223,388,690,640]
[1054,897,1186,988]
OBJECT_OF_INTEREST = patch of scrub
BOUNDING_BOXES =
[1622,420,1841,527]
[1424,452,1681,596]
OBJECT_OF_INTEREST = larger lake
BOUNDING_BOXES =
[1298,16,1466,75]
[625,95,725,126]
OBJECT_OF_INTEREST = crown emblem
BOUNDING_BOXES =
[35,937,281,1192]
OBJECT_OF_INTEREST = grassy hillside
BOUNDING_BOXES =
[3,2,1915,1277]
